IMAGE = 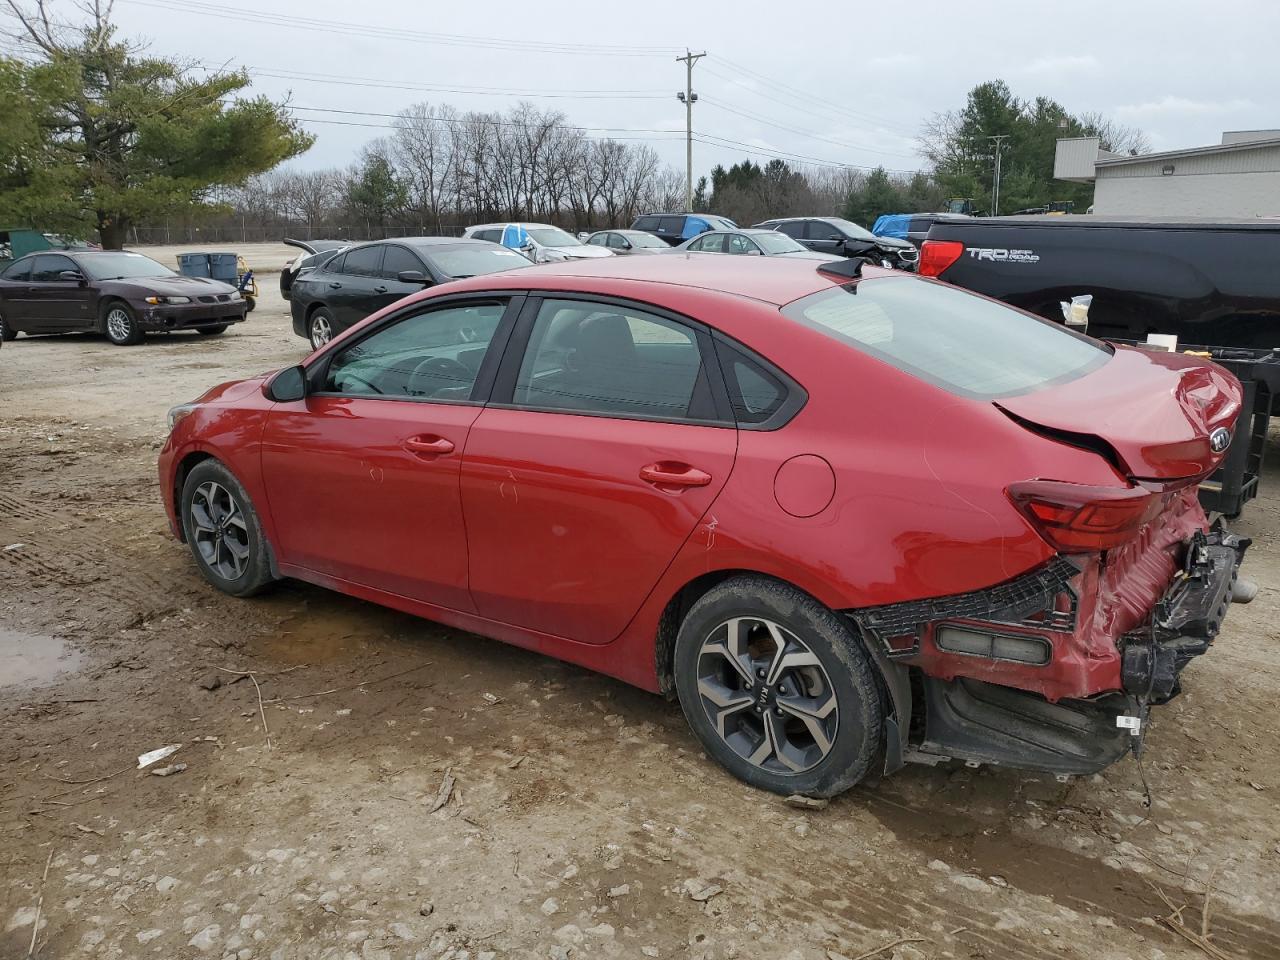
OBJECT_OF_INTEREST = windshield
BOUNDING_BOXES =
[527,227,581,247]
[80,252,173,280]
[783,277,1109,400]
[754,233,806,254]
[824,218,877,241]
[626,232,667,248]
[427,245,531,278]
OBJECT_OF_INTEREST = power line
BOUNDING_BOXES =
[198,63,668,102]
[286,103,684,137]
[118,0,682,57]
[693,132,918,174]
[290,116,686,147]
[700,97,918,161]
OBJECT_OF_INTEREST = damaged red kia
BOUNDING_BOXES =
[159,255,1254,797]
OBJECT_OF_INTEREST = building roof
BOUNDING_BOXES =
[1095,136,1280,168]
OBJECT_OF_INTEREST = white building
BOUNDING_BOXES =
[1054,130,1280,217]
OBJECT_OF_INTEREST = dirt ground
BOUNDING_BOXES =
[2,281,1279,960]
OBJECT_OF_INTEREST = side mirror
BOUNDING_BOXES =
[397,270,429,285]
[1060,294,1092,330]
[59,270,84,283]
[265,364,308,403]
[577,232,590,241]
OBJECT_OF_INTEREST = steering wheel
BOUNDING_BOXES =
[408,356,473,398]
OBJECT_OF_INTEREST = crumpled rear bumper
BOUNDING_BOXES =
[1120,526,1251,703]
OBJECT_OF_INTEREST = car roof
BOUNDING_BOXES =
[400,237,499,250]
[467,222,558,231]
[439,250,886,308]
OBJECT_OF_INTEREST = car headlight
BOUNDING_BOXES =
[146,295,192,305]
[167,403,198,430]
[229,291,242,300]
[540,250,568,263]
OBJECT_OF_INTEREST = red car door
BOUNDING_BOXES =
[260,296,518,612]
[460,296,737,643]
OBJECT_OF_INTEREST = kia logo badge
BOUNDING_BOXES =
[1209,427,1231,453]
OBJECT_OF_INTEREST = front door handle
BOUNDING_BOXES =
[403,435,455,457]
[374,285,388,293]
[639,461,712,489]
[328,281,342,289]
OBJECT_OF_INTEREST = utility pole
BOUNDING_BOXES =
[676,50,705,213]
[987,135,1009,217]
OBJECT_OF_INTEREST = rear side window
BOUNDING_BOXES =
[776,221,805,239]
[472,229,501,243]
[658,216,684,234]
[783,277,1109,400]
[342,245,383,277]
[715,341,798,427]
[633,216,659,231]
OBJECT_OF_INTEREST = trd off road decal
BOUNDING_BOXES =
[966,247,1040,263]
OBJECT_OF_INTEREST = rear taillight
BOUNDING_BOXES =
[1007,480,1162,553]
[918,239,965,277]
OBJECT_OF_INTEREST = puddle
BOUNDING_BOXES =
[0,628,84,690]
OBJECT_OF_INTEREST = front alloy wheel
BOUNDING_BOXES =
[189,480,250,581]
[103,303,142,345]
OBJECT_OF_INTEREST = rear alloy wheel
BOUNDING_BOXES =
[308,308,335,351]
[103,302,143,345]
[674,576,883,798]
[180,460,275,597]
[198,325,228,336]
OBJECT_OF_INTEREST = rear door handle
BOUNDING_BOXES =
[403,435,455,457]
[639,461,712,489]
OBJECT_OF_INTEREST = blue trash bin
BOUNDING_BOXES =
[177,253,211,278]
[207,253,239,283]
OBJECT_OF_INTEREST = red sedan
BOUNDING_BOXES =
[159,255,1251,797]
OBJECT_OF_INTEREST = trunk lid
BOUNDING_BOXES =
[997,346,1242,481]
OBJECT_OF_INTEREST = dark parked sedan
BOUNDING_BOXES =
[754,217,919,270]
[0,250,248,345]
[290,237,530,350]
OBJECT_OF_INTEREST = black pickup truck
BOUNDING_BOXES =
[919,216,1280,348]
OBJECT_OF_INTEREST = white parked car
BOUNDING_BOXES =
[463,222,613,263]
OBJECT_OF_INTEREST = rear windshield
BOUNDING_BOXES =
[783,277,1109,400]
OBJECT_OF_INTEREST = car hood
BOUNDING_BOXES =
[996,346,1243,481]
[873,235,913,251]
[552,245,613,259]
[779,250,845,261]
[112,276,238,297]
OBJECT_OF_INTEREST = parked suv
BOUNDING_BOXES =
[755,217,918,270]
[630,213,738,246]
[464,223,612,264]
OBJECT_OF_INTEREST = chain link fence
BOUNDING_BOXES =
[127,222,468,245]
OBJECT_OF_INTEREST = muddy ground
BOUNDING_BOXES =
[2,280,1279,960]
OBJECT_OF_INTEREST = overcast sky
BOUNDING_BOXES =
[97,0,1280,176]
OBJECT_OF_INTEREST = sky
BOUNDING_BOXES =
[45,0,1280,176]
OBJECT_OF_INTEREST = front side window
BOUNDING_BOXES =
[514,299,710,421]
[323,301,507,400]
[587,233,609,247]
[727,234,758,255]
[341,245,383,277]
[783,277,1109,400]
[606,233,629,250]
[472,229,502,243]
[381,245,424,279]
[31,254,78,281]
[755,233,806,255]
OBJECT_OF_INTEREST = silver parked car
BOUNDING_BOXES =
[463,223,613,264]
[675,228,844,261]
[582,229,671,255]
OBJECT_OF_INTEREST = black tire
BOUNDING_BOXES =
[198,325,228,336]
[0,308,15,342]
[179,460,275,598]
[308,307,336,351]
[673,576,883,798]
[244,296,256,313]
[101,300,143,346]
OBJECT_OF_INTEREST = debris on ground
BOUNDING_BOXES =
[785,794,829,810]
[683,878,723,902]
[430,768,456,812]
[137,744,181,769]
[197,673,222,691]
[150,762,187,777]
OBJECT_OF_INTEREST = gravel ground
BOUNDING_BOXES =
[1,282,1279,960]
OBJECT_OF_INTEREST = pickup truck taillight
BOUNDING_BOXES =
[918,240,965,277]
[1006,480,1162,553]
